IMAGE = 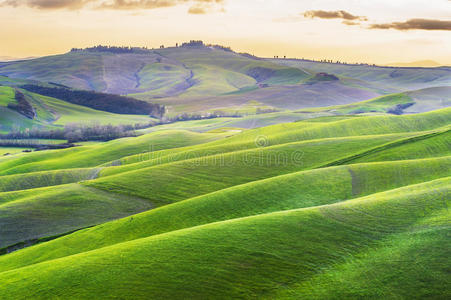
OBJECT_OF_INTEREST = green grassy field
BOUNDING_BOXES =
[0,102,449,299]
[0,147,32,156]
[0,178,448,299]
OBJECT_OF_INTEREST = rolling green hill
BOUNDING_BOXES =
[0,66,449,300]
[0,177,448,299]
[1,156,448,273]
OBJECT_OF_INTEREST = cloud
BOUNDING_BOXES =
[187,0,224,14]
[342,20,360,26]
[303,10,367,21]
[0,0,94,9]
[369,19,451,31]
[0,0,224,11]
[188,5,206,14]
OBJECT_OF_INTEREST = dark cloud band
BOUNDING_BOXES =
[303,10,367,21]
[0,0,91,9]
[0,0,224,10]
[369,19,451,31]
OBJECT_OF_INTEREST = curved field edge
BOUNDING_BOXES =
[99,107,451,175]
[0,156,449,273]
[0,177,448,299]
[274,221,450,299]
[84,134,414,204]
[0,107,448,177]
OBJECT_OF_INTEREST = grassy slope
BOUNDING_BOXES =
[25,91,153,126]
[212,107,451,147]
[1,49,309,99]
[0,86,15,106]
[99,107,451,176]
[86,134,413,204]
[0,85,155,131]
[271,59,451,90]
[350,129,451,163]
[0,147,32,156]
[0,183,153,248]
[0,168,100,193]
[298,92,413,114]
[298,87,451,115]
[128,63,192,98]
[0,130,225,176]
[405,86,451,113]
[0,86,48,132]
[276,218,450,299]
[159,47,309,90]
[0,107,449,298]
[0,177,448,299]
[0,52,106,91]
[8,49,449,120]
[2,49,379,117]
[3,50,449,120]
[0,107,44,133]
[1,156,449,273]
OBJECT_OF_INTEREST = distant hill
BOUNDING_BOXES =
[270,58,451,91]
[0,56,38,62]
[1,45,450,117]
[387,60,442,68]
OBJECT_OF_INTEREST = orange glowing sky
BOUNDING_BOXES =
[0,0,450,65]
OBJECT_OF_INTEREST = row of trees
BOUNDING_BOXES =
[64,123,135,143]
[70,42,235,53]
[0,107,280,148]
[71,46,150,54]
[0,122,158,144]
[166,111,248,122]
[301,58,378,67]
[21,85,165,118]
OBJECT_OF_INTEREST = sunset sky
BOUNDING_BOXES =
[1,0,450,65]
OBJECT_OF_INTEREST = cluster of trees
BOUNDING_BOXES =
[256,107,279,114]
[0,122,158,144]
[63,123,135,143]
[71,46,150,54]
[69,42,236,54]
[7,90,36,119]
[167,111,242,122]
[0,139,72,151]
[20,85,165,118]
[208,44,233,52]
[0,127,65,140]
[181,40,205,47]
[300,58,378,67]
